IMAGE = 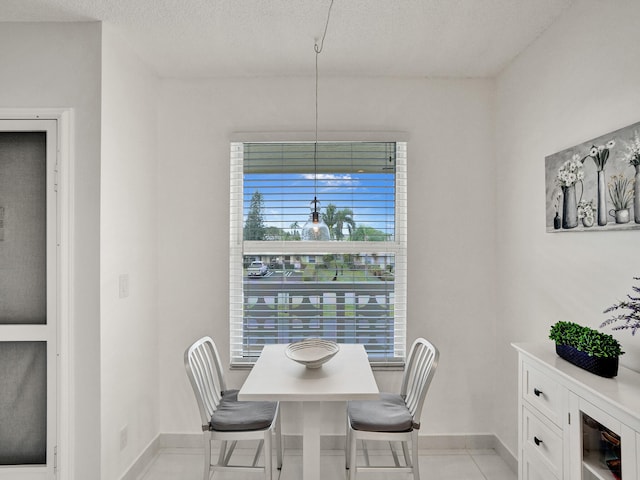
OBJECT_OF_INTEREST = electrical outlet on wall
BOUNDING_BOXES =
[119,274,129,298]
[0,206,4,241]
[120,425,128,450]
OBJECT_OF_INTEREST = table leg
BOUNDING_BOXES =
[302,401,321,480]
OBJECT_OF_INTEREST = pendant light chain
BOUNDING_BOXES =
[312,0,335,216]
[301,0,334,241]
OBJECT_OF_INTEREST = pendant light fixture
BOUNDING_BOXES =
[301,0,334,241]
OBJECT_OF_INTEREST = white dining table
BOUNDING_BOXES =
[238,343,379,480]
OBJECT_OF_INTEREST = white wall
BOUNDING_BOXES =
[494,0,640,455]
[100,25,160,479]
[0,22,102,479]
[16,6,637,472]
[157,76,498,437]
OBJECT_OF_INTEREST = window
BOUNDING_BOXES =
[230,140,407,366]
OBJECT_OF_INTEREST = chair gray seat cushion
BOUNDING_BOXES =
[210,389,277,432]
[348,392,413,432]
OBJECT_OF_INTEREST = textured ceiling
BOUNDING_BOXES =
[0,0,574,78]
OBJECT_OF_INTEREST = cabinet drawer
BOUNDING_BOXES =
[523,406,563,478]
[523,361,562,426]
[522,448,558,480]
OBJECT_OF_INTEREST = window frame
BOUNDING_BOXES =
[229,134,407,368]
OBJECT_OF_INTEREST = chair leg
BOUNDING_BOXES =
[217,440,228,467]
[401,440,411,467]
[264,430,273,480]
[348,434,358,480]
[390,441,401,467]
[411,430,420,480]
[345,420,351,469]
[362,439,370,467]
[276,410,283,470]
[203,434,212,480]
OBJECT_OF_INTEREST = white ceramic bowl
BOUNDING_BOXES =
[285,338,340,368]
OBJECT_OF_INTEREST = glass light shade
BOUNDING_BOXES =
[301,198,330,241]
[301,216,330,241]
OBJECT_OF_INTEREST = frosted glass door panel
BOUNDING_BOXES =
[0,342,46,465]
[0,132,47,325]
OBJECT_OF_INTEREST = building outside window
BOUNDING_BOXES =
[230,140,407,366]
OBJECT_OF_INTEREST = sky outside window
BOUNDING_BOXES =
[242,142,397,241]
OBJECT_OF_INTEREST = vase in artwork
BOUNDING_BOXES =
[597,170,607,226]
[609,208,630,224]
[582,216,594,228]
[635,164,640,224]
[553,212,561,229]
[561,184,578,229]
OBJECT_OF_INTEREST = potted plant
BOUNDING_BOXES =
[549,321,623,377]
[620,130,640,223]
[601,276,640,335]
[577,199,596,228]
[607,174,634,224]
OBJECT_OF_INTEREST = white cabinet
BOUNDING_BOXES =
[522,404,563,478]
[522,361,564,426]
[514,343,640,480]
[637,432,640,478]
[568,393,637,480]
[522,447,560,480]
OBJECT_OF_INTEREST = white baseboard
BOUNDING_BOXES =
[119,435,161,480]
[492,435,518,473]
[122,432,517,478]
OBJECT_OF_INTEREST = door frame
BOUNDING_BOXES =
[0,109,74,480]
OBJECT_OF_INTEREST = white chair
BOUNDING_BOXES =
[184,336,282,480]
[345,337,439,480]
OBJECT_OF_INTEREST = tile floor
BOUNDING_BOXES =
[138,445,516,480]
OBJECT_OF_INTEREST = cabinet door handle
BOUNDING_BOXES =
[533,388,543,397]
[534,436,543,446]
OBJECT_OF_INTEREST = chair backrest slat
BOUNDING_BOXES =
[400,338,439,424]
[185,336,228,426]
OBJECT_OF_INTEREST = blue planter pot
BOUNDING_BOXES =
[555,344,618,378]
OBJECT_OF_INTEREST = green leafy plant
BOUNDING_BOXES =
[549,321,623,358]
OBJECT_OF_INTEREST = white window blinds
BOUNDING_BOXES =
[230,141,407,366]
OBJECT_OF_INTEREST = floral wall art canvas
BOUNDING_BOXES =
[546,120,640,232]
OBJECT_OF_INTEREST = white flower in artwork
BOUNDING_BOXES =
[586,139,614,171]
[621,130,640,167]
[578,200,596,219]
[556,158,585,187]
